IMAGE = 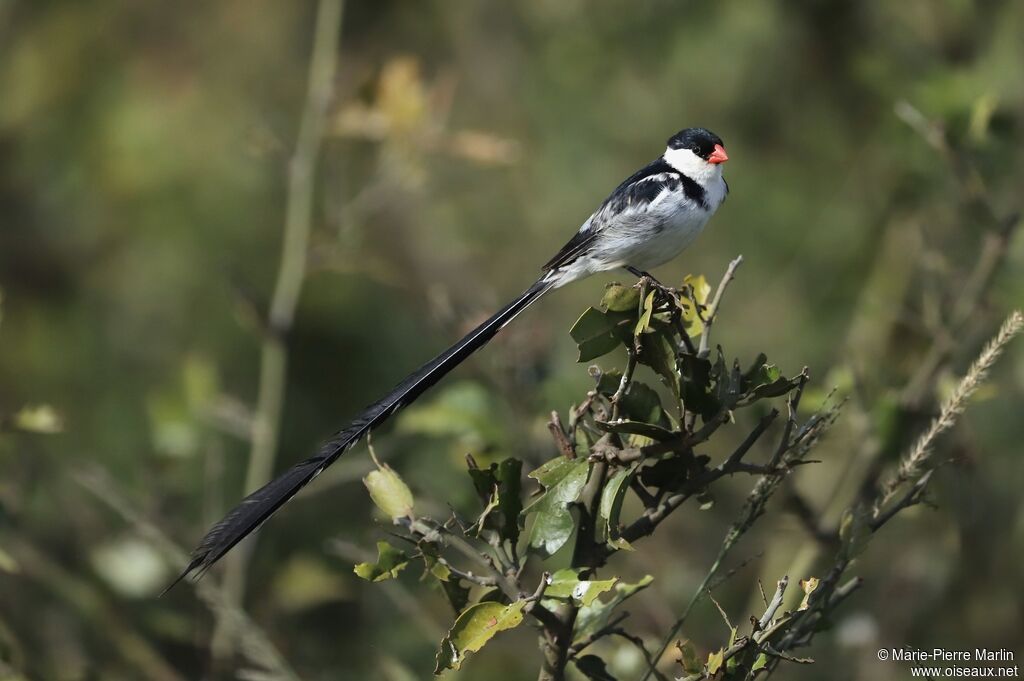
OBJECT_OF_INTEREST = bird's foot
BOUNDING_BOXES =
[625,266,677,298]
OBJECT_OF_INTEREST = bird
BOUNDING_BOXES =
[170,127,729,588]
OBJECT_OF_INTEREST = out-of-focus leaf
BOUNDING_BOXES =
[364,461,414,520]
[433,600,527,672]
[10,404,63,434]
[353,541,409,582]
[751,653,769,673]
[576,575,654,636]
[468,457,522,545]
[523,458,590,557]
[145,356,219,458]
[182,355,218,410]
[90,537,169,597]
[575,655,618,680]
[678,640,702,674]
[272,556,346,612]
[602,283,640,312]
[570,307,621,362]
[0,546,19,574]
[397,382,504,449]
[799,576,820,611]
[543,568,617,606]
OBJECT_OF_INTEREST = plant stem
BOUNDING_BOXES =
[212,0,344,658]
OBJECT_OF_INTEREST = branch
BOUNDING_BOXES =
[616,409,780,557]
[568,612,630,656]
[757,576,789,629]
[405,518,522,601]
[547,411,576,459]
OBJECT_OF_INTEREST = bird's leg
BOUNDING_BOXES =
[625,266,676,298]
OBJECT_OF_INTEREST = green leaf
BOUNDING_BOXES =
[751,653,768,673]
[633,290,656,336]
[743,366,801,402]
[679,274,711,336]
[601,283,640,312]
[353,541,409,582]
[576,575,654,636]
[543,568,617,606]
[684,274,712,306]
[707,648,725,675]
[595,374,668,427]
[422,551,471,614]
[468,457,523,545]
[638,329,680,397]
[679,353,718,419]
[433,600,527,673]
[678,640,702,674]
[598,466,635,542]
[364,462,415,520]
[273,556,346,612]
[570,307,621,362]
[575,655,618,680]
[522,458,590,557]
[757,363,782,384]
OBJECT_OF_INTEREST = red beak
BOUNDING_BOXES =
[708,144,729,164]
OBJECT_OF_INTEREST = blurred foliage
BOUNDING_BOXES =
[0,0,1023,680]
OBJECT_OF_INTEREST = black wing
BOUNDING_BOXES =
[543,158,683,273]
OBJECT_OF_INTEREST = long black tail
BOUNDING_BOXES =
[169,277,553,589]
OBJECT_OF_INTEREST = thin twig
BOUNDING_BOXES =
[758,576,789,629]
[568,612,630,656]
[697,255,743,358]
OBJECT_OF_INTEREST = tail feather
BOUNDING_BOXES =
[168,278,553,590]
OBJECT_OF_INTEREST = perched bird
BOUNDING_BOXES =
[171,127,729,587]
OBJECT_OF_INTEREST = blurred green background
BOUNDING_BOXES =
[1,1,1022,679]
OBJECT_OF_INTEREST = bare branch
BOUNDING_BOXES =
[698,255,744,358]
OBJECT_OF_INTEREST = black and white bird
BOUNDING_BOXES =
[172,127,729,586]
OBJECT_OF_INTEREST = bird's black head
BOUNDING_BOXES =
[667,128,727,163]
